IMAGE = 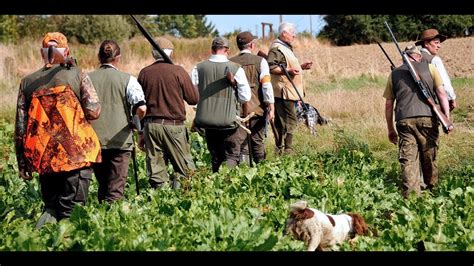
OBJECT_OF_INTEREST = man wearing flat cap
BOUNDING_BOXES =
[229,31,275,165]
[14,32,101,227]
[192,36,251,172]
[416,28,457,111]
[138,37,199,189]
[383,44,451,198]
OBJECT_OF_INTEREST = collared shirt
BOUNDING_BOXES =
[420,48,456,100]
[239,49,274,104]
[383,63,443,100]
[191,54,251,103]
[102,64,145,106]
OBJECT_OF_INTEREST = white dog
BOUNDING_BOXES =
[285,200,368,251]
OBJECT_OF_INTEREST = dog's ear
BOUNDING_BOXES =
[348,213,369,236]
[290,208,314,220]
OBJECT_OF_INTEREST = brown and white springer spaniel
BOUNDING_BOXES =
[285,200,368,251]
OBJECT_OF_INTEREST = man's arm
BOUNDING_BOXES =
[234,67,251,103]
[260,58,275,121]
[179,66,199,106]
[126,75,147,120]
[79,72,101,120]
[385,99,397,145]
[14,82,31,180]
[431,56,456,110]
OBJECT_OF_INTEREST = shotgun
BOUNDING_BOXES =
[130,15,173,65]
[376,41,396,70]
[384,21,453,134]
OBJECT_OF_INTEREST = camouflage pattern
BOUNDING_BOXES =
[23,85,101,174]
[396,117,439,197]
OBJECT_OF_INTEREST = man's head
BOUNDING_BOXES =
[278,22,296,45]
[404,45,422,62]
[415,28,447,55]
[236,31,257,51]
[41,32,69,65]
[153,37,174,60]
[211,36,230,55]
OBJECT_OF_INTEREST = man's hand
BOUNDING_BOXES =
[266,104,275,121]
[449,100,457,111]
[19,168,33,181]
[388,129,398,145]
[301,61,313,70]
[287,67,300,76]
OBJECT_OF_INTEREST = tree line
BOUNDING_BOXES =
[319,15,473,46]
[0,15,472,46]
[0,15,218,44]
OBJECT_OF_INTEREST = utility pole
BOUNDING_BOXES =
[279,15,283,24]
[255,25,259,38]
[309,15,313,37]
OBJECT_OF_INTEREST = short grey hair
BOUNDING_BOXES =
[279,22,296,35]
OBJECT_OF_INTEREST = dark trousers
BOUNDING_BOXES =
[205,127,242,172]
[93,149,131,203]
[240,116,267,164]
[39,167,92,220]
[274,98,297,153]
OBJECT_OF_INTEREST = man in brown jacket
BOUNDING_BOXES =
[138,37,199,189]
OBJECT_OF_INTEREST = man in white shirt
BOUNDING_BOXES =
[416,28,457,111]
[191,37,251,172]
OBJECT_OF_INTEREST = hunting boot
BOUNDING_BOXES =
[35,208,57,229]
[275,131,284,155]
[284,134,294,155]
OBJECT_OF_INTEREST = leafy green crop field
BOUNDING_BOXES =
[1,119,472,251]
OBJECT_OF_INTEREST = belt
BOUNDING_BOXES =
[145,117,184,125]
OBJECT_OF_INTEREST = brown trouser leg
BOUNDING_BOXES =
[93,149,131,203]
[396,117,439,197]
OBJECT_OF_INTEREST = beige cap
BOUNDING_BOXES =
[154,37,174,50]
[404,45,422,56]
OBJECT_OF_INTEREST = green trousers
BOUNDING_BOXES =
[143,123,195,188]
[396,116,439,197]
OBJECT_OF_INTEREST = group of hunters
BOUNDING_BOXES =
[13,21,455,228]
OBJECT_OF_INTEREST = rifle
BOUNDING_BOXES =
[278,63,310,113]
[130,114,141,195]
[376,41,396,70]
[129,15,173,65]
[384,21,453,134]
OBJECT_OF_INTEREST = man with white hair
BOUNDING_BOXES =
[267,22,313,155]
[138,37,199,189]
[383,45,452,198]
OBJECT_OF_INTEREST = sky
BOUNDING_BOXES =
[206,15,327,38]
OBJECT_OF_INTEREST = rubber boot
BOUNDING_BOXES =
[35,208,57,229]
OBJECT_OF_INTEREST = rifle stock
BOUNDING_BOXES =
[130,15,173,65]
[384,21,453,134]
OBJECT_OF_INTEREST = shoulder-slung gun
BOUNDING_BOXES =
[384,21,453,134]
[376,41,396,70]
[130,15,173,65]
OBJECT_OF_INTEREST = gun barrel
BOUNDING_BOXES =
[130,15,173,65]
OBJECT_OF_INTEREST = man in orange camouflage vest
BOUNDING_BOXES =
[14,32,102,228]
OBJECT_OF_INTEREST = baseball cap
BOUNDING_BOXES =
[236,31,257,45]
[42,32,68,48]
[211,37,230,49]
